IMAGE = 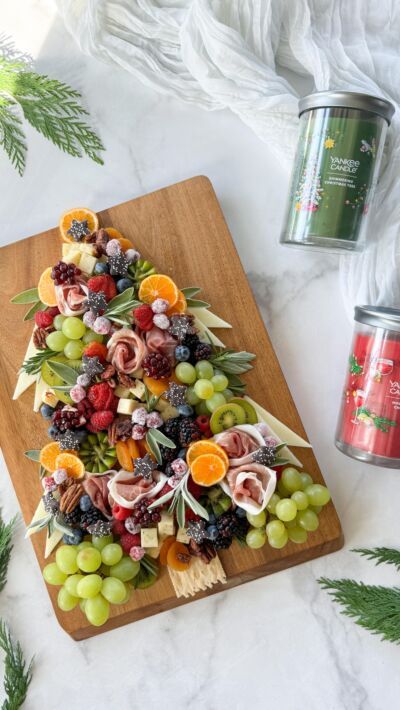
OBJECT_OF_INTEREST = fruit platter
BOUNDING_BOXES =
[1,178,342,638]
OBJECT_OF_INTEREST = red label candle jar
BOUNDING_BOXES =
[336,306,400,468]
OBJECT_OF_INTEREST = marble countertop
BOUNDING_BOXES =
[1,3,399,709]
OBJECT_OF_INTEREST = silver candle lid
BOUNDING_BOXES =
[355,305,400,333]
[299,91,395,125]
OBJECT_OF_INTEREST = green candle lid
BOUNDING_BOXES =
[299,91,395,125]
[355,305,400,332]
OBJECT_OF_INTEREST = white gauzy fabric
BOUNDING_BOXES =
[56,0,400,318]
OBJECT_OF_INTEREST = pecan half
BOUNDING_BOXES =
[117,372,135,388]
[189,539,216,564]
[59,482,84,513]
[33,327,49,350]
[108,417,133,445]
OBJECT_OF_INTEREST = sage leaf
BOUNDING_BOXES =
[47,361,79,385]
[10,287,39,304]
[23,300,46,321]
[181,286,202,298]
[24,450,41,462]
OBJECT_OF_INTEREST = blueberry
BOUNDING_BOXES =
[94,262,109,274]
[206,525,219,541]
[47,425,59,439]
[63,529,83,545]
[177,448,187,461]
[79,494,92,512]
[175,345,191,362]
[116,278,133,293]
[74,429,88,444]
[208,512,217,524]
[177,404,194,417]
[40,404,55,419]
[235,507,247,518]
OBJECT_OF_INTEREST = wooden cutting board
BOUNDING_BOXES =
[0,176,343,640]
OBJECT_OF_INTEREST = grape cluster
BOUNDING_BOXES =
[174,357,232,417]
[51,261,81,286]
[130,500,162,527]
[52,407,81,432]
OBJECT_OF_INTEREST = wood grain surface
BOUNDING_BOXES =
[0,176,343,640]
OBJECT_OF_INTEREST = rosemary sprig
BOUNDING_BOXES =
[0,513,18,593]
[209,348,256,375]
[21,348,57,375]
[0,621,33,709]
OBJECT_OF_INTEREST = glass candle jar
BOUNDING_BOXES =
[280,91,395,252]
[335,306,400,468]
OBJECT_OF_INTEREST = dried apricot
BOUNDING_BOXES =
[159,536,176,566]
[166,541,191,572]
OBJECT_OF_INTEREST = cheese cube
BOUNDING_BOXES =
[117,398,136,415]
[160,405,179,422]
[158,511,175,540]
[42,389,59,408]
[140,528,158,548]
[63,250,81,266]
[176,527,190,544]
[146,546,161,559]
[130,379,146,400]
[114,385,132,399]
[79,253,97,275]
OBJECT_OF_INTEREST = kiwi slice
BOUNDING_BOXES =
[41,355,82,404]
[210,402,246,434]
[131,566,158,590]
[229,397,258,425]
[80,432,117,473]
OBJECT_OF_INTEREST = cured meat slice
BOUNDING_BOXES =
[108,470,167,509]
[221,461,276,514]
[55,278,88,316]
[145,326,177,361]
[83,474,113,519]
[107,328,148,374]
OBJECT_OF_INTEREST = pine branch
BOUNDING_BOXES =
[353,547,400,572]
[0,621,33,710]
[0,513,18,593]
[0,101,26,175]
[318,578,400,644]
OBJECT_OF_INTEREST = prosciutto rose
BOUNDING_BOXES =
[214,424,264,466]
[106,328,148,374]
[145,326,177,361]
[221,462,276,515]
[55,278,88,316]
[107,470,167,509]
[83,474,113,520]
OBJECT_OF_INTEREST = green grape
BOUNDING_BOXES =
[284,518,297,529]
[77,547,102,573]
[62,316,86,340]
[46,331,68,352]
[77,574,103,599]
[288,526,308,544]
[281,467,302,493]
[268,529,289,549]
[222,389,234,401]
[275,499,297,522]
[195,400,209,416]
[277,479,290,497]
[246,510,267,528]
[246,527,267,549]
[266,493,280,515]
[92,534,114,551]
[64,574,84,597]
[99,563,111,577]
[310,505,322,514]
[194,378,214,400]
[64,339,84,360]
[79,599,87,613]
[101,576,127,604]
[299,472,313,491]
[195,360,214,380]
[57,587,79,612]
[297,509,319,532]
[77,541,93,551]
[266,520,286,539]
[305,484,331,507]
[211,374,229,392]
[205,393,226,412]
[121,583,131,604]
[186,386,200,405]
[109,556,140,582]
[56,545,79,575]
[291,491,309,511]
[53,314,66,330]
[85,594,110,627]
[101,543,123,566]
[175,362,197,384]
[43,563,67,586]
[82,330,103,344]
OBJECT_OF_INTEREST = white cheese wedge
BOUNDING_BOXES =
[158,511,175,540]
[140,528,158,548]
[33,376,49,412]
[188,307,232,330]
[129,379,146,400]
[45,529,63,558]
[245,396,312,449]
[114,385,132,399]
[13,332,38,400]
[62,242,96,257]
[42,388,59,408]
[117,398,138,415]
[192,316,225,347]
[176,527,190,544]
[146,546,161,559]
[79,253,97,275]
[25,499,47,538]
[63,250,81,266]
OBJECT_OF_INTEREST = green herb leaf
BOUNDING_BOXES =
[181,286,202,299]
[148,429,176,449]
[209,349,256,375]
[148,487,174,509]
[10,287,39,304]
[353,547,400,572]
[24,450,41,462]
[145,430,162,465]
[176,495,186,529]
[21,348,57,375]
[47,360,79,385]
[23,300,46,321]
[186,298,211,309]
[105,288,141,319]
[25,515,51,534]
[0,621,33,709]
[53,517,75,537]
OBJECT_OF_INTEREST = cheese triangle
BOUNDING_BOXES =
[188,307,232,330]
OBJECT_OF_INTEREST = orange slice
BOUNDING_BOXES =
[105,227,132,252]
[115,439,140,472]
[38,267,57,307]
[190,453,227,487]
[59,208,99,244]
[187,440,229,469]
[138,274,179,308]
[167,290,187,315]
[55,453,85,479]
[167,541,191,571]
[39,442,76,473]
[159,536,176,566]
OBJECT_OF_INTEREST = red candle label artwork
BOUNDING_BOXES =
[339,332,400,459]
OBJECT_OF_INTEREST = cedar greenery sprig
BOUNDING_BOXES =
[0,621,33,710]
[0,513,18,593]
[319,548,400,645]
[0,36,104,175]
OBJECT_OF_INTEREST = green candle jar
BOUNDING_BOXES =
[280,91,395,252]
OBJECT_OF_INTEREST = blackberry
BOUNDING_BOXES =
[159,444,177,465]
[51,260,81,286]
[216,511,239,538]
[235,515,250,540]
[162,417,181,443]
[178,418,201,447]
[62,508,81,527]
[130,500,161,527]
[164,463,174,478]
[142,352,171,379]
[193,342,212,362]
[80,507,104,530]
[182,333,200,351]
[52,407,81,432]
[213,535,233,551]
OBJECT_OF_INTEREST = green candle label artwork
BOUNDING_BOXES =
[286,112,384,242]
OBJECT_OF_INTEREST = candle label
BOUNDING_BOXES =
[286,112,384,242]
[338,334,400,459]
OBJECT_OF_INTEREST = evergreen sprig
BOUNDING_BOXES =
[0,621,33,710]
[0,513,18,593]
[319,548,400,644]
[21,348,57,375]
[0,37,104,175]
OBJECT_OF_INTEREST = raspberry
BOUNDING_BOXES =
[87,274,117,301]
[47,306,60,317]
[142,352,171,379]
[88,383,118,412]
[88,410,115,432]
[120,532,141,554]
[34,310,54,328]
[112,504,131,521]
[112,519,126,536]
[83,342,108,362]
[76,398,94,419]
[195,415,210,433]
[187,477,202,499]
[134,304,154,331]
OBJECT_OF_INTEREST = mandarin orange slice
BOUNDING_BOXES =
[38,267,57,307]
[190,453,227,487]
[138,274,179,308]
[39,442,75,473]
[167,290,187,315]
[55,453,85,479]
[187,440,229,469]
[59,207,99,243]
[105,227,132,252]
[166,541,191,571]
